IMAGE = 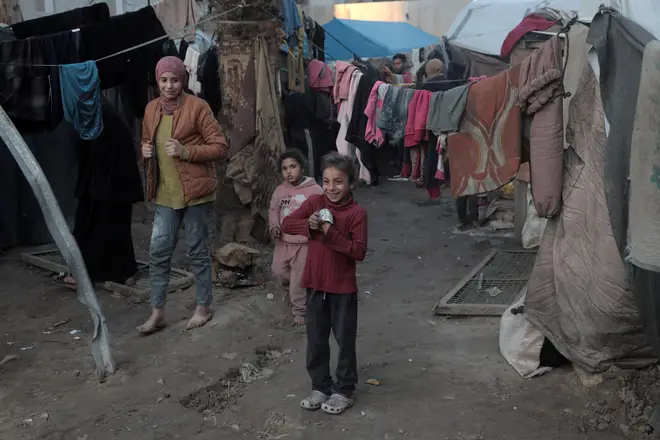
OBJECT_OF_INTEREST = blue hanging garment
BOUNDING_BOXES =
[59,61,103,140]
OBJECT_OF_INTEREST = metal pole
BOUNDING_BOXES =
[0,105,115,381]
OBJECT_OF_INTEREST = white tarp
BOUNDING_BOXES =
[446,0,581,55]
[447,0,660,56]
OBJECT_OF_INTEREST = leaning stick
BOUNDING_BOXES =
[0,105,115,380]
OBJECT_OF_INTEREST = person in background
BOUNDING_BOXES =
[54,99,143,290]
[392,53,408,75]
[269,149,323,326]
[380,53,414,85]
[281,152,368,415]
[138,56,227,335]
[420,58,478,228]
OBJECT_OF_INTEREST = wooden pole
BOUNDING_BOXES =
[0,105,115,381]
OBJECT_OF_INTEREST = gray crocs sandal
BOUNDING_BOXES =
[321,393,354,415]
[300,390,330,411]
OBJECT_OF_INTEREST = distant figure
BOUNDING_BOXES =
[380,53,413,85]
[392,53,408,74]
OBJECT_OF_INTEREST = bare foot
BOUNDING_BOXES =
[292,316,305,326]
[63,275,76,285]
[137,309,166,335]
[186,306,213,330]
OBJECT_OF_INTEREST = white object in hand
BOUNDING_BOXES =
[318,209,334,224]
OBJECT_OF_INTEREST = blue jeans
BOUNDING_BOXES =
[149,203,213,309]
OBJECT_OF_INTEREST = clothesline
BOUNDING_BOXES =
[0,2,262,68]
[259,6,338,62]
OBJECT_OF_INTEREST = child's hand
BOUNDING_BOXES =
[270,227,281,239]
[321,222,331,234]
[309,212,321,230]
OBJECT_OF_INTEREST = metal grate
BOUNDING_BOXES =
[433,250,537,316]
[20,248,193,297]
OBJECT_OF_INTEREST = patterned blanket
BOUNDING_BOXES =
[447,65,522,198]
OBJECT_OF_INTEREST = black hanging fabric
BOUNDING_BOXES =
[78,6,168,117]
[198,48,221,115]
[313,22,325,62]
[345,75,379,184]
[177,39,189,61]
[11,3,111,39]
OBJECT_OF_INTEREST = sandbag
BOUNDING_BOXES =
[499,288,553,378]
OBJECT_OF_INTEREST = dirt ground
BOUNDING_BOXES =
[0,181,656,440]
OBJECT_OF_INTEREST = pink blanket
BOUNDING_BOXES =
[364,81,385,147]
[404,90,432,148]
[333,61,357,104]
[308,59,333,93]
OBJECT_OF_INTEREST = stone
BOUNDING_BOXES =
[214,243,260,270]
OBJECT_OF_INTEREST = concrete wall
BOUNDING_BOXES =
[304,0,470,38]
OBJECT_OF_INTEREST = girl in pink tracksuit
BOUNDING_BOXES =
[269,149,323,326]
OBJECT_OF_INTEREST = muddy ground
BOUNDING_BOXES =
[0,181,658,440]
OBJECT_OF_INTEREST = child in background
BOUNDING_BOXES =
[269,149,323,326]
[281,152,368,415]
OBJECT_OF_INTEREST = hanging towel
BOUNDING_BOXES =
[60,61,104,140]
[184,46,202,94]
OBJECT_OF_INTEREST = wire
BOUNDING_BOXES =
[0,2,257,68]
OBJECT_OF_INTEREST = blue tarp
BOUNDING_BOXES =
[323,19,441,61]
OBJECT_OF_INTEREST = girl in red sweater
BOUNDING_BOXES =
[281,152,368,415]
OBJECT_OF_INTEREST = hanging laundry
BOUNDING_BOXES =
[377,86,415,144]
[426,85,471,135]
[308,59,333,94]
[78,6,168,117]
[312,22,325,62]
[11,3,110,39]
[152,0,202,37]
[518,36,564,219]
[60,61,104,141]
[364,81,386,147]
[500,13,557,58]
[333,61,358,104]
[404,90,432,147]
[0,38,50,124]
[346,75,379,184]
[37,30,83,131]
[447,66,523,198]
[281,0,302,40]
[198,47,221,115]
[184,46,202,95]
[337,70,363,157]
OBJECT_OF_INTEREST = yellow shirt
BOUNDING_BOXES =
[154,115,215,209]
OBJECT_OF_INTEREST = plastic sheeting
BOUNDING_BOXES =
[446,0,660,56]
[323,19,440,61]
[446,0,581,55]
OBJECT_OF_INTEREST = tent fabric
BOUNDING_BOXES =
[579,1,660,39]
[323,19,440,61]
[446,0,581,56]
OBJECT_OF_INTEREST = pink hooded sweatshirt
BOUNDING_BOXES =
[268,177,323,244]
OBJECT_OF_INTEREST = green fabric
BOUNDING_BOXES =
[154,115,215,209]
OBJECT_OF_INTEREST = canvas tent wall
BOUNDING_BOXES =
[446,0,660,57]
[323,18,440,61]
[446,0,581,56]
[578,0,660,38]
